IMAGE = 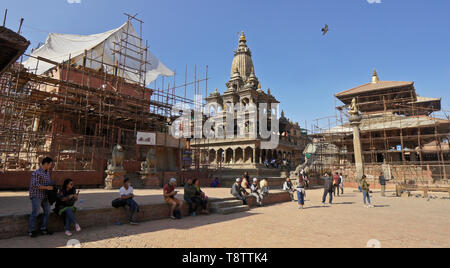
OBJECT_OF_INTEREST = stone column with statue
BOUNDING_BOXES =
[348,98,365,187]
[104,144,126,190]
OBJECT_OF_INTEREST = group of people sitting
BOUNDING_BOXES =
[263,159,291,169]
[231,173,270,207]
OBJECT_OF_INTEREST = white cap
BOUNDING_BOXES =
[253,178,258,182]
[236,178,242,182]
[170,178,177,183]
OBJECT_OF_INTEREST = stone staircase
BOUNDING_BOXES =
[209,198,250,215]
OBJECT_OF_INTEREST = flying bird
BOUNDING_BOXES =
[322,24,329,36]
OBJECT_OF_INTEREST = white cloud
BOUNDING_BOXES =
[367,0,382,3]
[67,0,82,4]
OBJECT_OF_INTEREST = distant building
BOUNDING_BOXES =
[311,70,450,184]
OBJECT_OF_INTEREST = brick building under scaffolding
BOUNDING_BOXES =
[0,19,206,190]
[307,70,450,186]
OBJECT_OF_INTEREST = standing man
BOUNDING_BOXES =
[361,175,374,208]
[379,172,387,197]
[29,157,54,238]
[322,173,334,206]
[339,173,344,195]
[333,172,340,197]
[231,178,249,205]
[164,178,183,219]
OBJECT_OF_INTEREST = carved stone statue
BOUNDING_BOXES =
[141,148,156,175]
[105,144,126,190]
[348,98,359,115]
[106,144,125,174]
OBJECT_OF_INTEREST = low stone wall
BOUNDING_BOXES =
[0,170,104,190]
[0,191,290,240]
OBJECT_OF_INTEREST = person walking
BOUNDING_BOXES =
[379,172,387,197]
[333,172,340,197]
[339,173,344,195]
[297,176,306,209]
[322,173,334,206]
[28,157,54,238]
[361,175,374,208]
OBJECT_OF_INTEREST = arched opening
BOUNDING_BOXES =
[209,149,216,164]
[217,149,224,163]
[235,148,243,163]
[226,148,233,164]
[244,147,253,163]
[261,149,267,162]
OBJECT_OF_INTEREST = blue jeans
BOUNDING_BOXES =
[63,208,77,231]
[322,190,333,204]
[184,197,199,214]
[363,191,371,205]
[297,190,305,205]
[125,199,139,222]
[29,197,51,233]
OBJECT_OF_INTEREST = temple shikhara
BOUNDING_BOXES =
[190,33,308,186]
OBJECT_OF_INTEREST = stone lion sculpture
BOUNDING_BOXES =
[109,144,124,172]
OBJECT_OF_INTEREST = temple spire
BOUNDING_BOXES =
[372,69,379,83]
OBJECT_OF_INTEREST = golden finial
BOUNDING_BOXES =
[372,69,379,83]
[258,83,261,89]
[240,31,246,42]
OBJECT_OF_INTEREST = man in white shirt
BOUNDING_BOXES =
[120,178,139,225]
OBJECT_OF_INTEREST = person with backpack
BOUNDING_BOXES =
[361,175,374,208]
[28,157,55,238]
[55,178,81,237]
[164,178,183,219]
[333,172,341,197]
[120,178,140,225]
[322,173,334,206]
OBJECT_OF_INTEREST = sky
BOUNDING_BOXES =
[2,0,450,130]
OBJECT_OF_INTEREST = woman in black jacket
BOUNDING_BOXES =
[56,178,81,237]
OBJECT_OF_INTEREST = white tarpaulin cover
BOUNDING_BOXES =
[22,21,174,85]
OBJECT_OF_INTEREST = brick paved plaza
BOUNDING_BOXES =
[0,188,449,248]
